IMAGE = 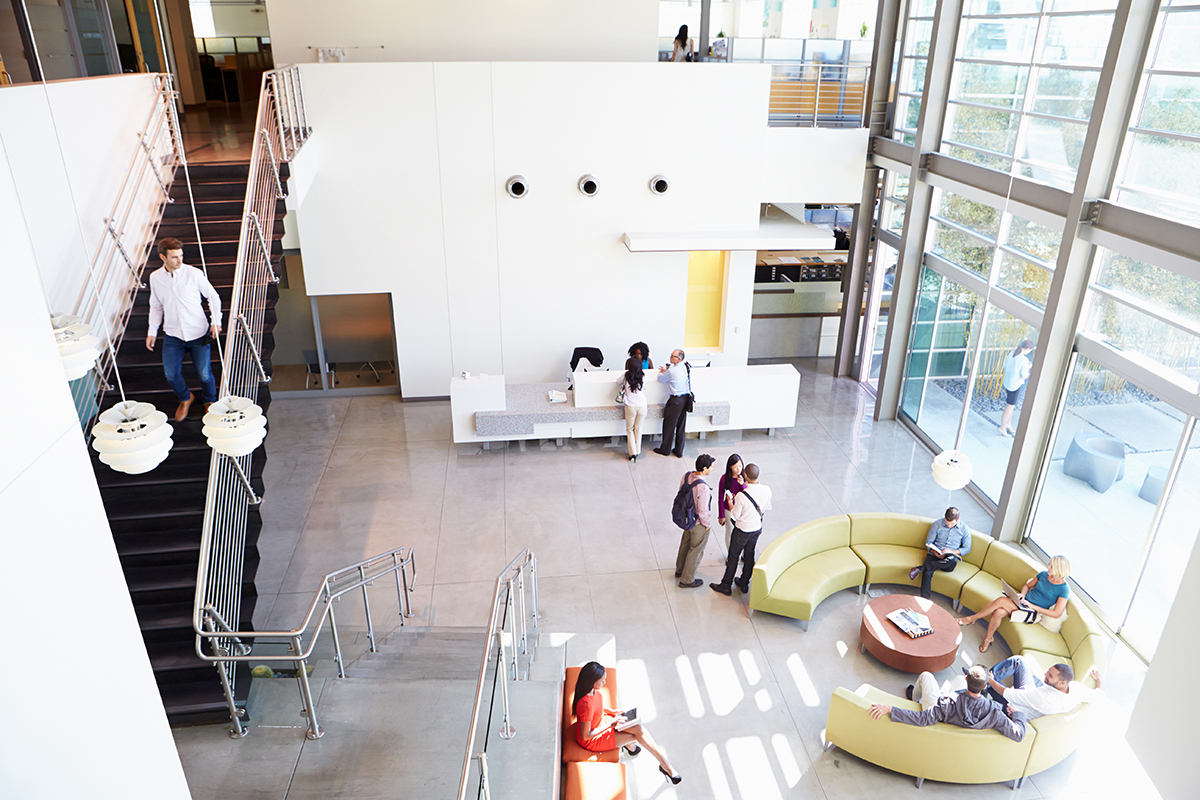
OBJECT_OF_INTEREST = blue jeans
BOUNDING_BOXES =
[987,655,1041,705]
[162,334,216,403]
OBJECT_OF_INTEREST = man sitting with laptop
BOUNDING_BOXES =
[908,507,972,600]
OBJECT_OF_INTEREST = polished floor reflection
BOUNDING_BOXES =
[179,100,259,163]
[173,359,1161,799]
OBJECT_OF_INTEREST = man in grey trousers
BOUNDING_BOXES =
[674,454,714,588]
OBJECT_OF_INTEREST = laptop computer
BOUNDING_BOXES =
[1001,578,1035,610]
[614,708,639,732]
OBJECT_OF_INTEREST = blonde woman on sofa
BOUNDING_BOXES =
[957,555,1072,653]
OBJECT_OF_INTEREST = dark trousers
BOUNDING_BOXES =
[916,554,958,599]
[715,527,760,591]
[659,394,689,456]
[162,333,217,403]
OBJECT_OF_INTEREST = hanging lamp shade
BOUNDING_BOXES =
[203,395,267,457]
[51,313,102,381]
[932,449,974,491]
[91,401,174,474]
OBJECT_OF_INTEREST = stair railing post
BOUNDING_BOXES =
[236,313,272,384]
[292,635,323,740]
[204,614,247,738]
[360,565,378,653]
[258,128,287,199]
[285,68,302,157]
[516,566,528,660]
[270,73,288,161]
[475,751,492,800]
[495,626,516,740]
[326,583,346,678]
[247,212,279,283]
[224,453,262,504]
[530,553,540,620]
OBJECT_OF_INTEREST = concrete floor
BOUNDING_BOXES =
[172,359,1163,799]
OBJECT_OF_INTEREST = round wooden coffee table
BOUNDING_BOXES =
[860,594,961,673]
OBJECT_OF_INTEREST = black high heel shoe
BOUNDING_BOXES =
[659,765,682,785]
[623,743,641,757]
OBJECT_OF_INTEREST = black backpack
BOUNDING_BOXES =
[672,476,705,530]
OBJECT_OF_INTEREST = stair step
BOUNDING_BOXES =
[157,218,285,241]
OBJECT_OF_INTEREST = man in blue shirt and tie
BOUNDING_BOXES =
[654,349,691,458]
[908,507,972,600]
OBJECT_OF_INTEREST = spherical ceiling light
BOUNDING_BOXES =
[51,313,102,381]
[931,449,974,491]
[91,400,174,474]
[203,395,267,457]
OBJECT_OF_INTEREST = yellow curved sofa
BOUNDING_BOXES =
[749,512,1107,786]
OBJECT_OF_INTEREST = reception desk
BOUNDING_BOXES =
[450,364,800,445]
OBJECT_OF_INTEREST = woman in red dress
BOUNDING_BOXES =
[573,661,682,784]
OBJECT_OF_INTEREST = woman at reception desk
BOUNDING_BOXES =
[449,363,800,446]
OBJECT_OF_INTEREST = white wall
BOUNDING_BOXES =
[263,0,659,66]
[761,126,870,204]
[1127,541,1200,800]
[291,61,772,397]
[0,146,192,800]
[0,74,160,319]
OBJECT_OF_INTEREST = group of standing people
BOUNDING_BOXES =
[615,342,694,461]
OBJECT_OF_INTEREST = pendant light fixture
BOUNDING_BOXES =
[932,450,974,491]
[203,395,267,457]
[91,400,174,474]
[51,313,102,381]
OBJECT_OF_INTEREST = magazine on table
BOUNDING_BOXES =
[886,608,934,638]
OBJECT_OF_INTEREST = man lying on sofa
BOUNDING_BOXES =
[868,665,1028,742]
[983,655,1104,719]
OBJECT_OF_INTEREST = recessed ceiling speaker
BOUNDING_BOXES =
[649,175,669,195]
[578,175,599,197]
[505,175,528,198]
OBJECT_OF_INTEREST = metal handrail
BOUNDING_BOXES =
[190,65,310,737]
[72,74,184,431]
[457,550,540,800]
[196,547,416,739]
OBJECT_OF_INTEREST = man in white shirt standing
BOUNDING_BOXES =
[145,238,223,421]
[710,463,772,596]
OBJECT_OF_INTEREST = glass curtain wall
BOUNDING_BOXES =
[871,0,1200,660]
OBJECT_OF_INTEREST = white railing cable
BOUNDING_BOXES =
[191,67,311,734]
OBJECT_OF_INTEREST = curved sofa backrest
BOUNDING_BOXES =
[847,512,932,546]
[1060,595,1099,654]
[964,531,993,568]
[756,515,850,588]
[979,540,1043,588]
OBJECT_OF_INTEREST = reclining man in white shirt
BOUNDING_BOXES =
[982,655,1103,719]
[145,237,223,422]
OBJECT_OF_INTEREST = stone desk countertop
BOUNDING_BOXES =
[475,382,731,437]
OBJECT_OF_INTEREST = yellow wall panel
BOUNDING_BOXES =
[685,250,725,350]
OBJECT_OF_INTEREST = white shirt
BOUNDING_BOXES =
[148,263,222,341]
[729,483,772,532]
[1002,352,1032,392]
[1005,681,1103,719]
[620,373,647,407]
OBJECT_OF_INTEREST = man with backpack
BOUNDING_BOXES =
[673,454,715,588]
[711,463,771,597]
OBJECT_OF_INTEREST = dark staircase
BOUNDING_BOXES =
[90,161,285,723]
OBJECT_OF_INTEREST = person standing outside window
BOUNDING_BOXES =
[999,340,1034,437]
[145,237,222,421]
[654,349,691,458]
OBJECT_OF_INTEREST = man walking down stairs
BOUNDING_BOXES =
[91,161,283,723]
